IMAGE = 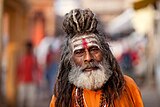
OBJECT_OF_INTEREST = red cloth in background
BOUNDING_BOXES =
[17,54,37,83]
[130,50,140,66]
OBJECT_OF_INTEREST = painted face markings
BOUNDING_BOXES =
[82,38,88,48]
[71,34,100,52]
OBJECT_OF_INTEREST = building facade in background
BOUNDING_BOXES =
[0,0,55,107]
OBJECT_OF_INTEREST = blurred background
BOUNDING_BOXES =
[0,0,160,107]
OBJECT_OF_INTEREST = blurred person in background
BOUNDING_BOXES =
[16,41,38,107]
[119,48,136,80]
[45,45,58,95]
[50,8,143,107]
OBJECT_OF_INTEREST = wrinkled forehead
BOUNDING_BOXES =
[70,34,100,52]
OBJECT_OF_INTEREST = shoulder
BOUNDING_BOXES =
[50,95,56,107]
[124,75,136,84]
[122,75,144,107]
[123,75,139,90]
[49,88,76,107]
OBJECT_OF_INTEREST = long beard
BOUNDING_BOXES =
[68,59,112,90]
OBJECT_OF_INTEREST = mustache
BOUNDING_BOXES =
[82,62,99,70]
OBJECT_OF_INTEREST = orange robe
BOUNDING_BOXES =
[50,75,144,107]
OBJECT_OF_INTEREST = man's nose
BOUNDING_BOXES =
[84,50,93,62]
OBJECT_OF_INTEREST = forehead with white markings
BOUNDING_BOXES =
[70,34,100,52]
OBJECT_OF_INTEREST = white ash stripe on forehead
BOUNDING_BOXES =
[72,38,98,46]
[72,36,97,43]
[71,33,100,52]
[73,44,99,52]
[71,34,97,43]
[73,41,99,52]
[73,41,98,48]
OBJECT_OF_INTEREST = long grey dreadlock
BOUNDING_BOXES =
[54,8,125,107]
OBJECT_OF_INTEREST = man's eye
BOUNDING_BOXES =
[74,49,84,56]
[90,47,99,52]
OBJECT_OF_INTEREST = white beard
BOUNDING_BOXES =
[68,60,112,90]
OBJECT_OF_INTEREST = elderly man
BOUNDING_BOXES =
[50,9,144,107]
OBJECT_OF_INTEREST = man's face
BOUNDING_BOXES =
[71,34,103,71]
[68,34,112,90]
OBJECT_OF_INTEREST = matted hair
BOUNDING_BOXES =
[54,8,125,107]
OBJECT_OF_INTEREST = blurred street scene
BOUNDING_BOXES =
[0,0,160,107]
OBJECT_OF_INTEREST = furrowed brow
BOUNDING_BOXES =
[71,34,97,42]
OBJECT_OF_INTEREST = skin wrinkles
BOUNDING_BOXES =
[71,34,103,72]
[73,41,98,48]
[71,35,100,52]
[72,36,97,43]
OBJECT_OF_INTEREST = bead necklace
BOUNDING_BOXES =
[75,88,108,107]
